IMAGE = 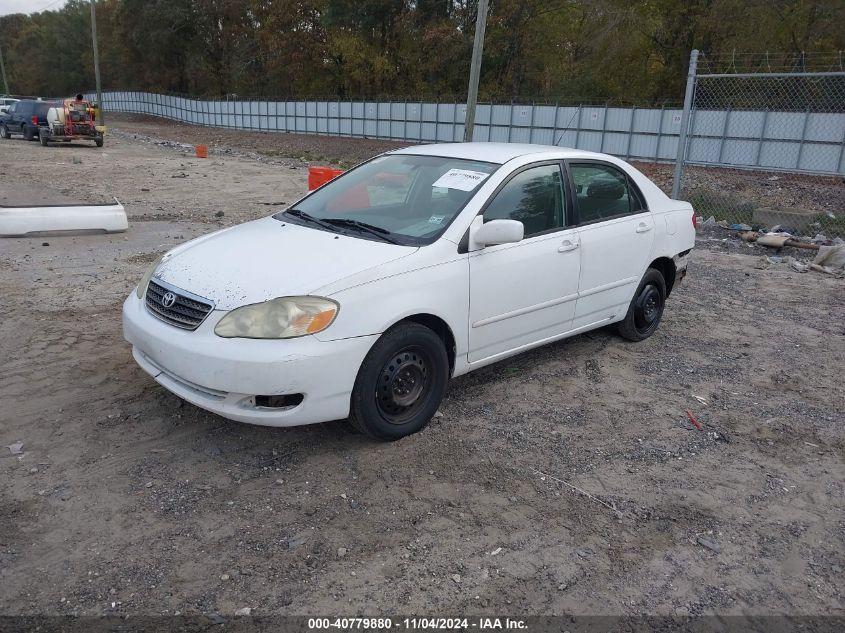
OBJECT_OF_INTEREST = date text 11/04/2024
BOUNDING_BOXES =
[308,618,528,630]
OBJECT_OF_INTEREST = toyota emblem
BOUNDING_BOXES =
[161,291,177,308]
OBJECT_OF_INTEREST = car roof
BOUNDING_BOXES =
[388,142,608,164]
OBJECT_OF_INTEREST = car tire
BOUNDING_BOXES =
[618,268,666,342]
[349,322,449,441]
[22,125,34,141]
[0,123,10,139]
[39,130,49,146]
[95,135,104,147]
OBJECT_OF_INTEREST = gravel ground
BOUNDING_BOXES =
[1,125,843,622]
[104,113,410,168]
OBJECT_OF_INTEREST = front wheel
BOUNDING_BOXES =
[349,322,449,441]
[618,268,666,342]
[0,123,9,139]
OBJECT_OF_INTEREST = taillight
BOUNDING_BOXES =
[31,116,38,125]
[691,211,697,228]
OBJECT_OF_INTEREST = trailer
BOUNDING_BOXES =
[38,98,105,147]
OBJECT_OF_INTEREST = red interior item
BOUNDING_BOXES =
[326,183,370,212]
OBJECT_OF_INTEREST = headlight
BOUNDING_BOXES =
[214,296,339,339]
[135,256,163,299]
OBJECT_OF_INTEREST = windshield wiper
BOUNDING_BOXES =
[323,218,402,244]
[284,209,341,232]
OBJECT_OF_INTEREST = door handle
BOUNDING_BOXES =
[558,240,579,253]
[636,223,652,233]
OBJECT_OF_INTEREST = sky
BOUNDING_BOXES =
[0,0,68,17]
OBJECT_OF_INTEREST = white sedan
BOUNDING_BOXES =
[123,143,695,440]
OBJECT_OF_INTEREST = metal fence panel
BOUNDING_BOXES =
[90,89,843,179]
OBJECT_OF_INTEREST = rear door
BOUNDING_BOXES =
[468,162,580,364]
[14,102,31,131]
[568,161,655,330]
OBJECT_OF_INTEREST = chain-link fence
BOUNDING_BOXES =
[674,51,845,238]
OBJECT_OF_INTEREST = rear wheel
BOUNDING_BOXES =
[94,134,103,147]
[0,123,9,139]
[39,129,48,146]
[618,268,666,342]
[22,125,34,141]
[349,322,449,441]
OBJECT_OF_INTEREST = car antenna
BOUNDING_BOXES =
[555,107,582,147]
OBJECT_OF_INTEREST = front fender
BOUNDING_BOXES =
[315,256,470,372]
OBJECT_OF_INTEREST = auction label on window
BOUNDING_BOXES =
[432,169,489,191]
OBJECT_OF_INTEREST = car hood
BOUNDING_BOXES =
[154,216,417,309]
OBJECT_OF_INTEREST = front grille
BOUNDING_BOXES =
[145,280,213,330]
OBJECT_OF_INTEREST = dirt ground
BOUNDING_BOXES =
[1,122,843,621]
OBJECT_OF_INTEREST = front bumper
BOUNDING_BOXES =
[122,292,377,427]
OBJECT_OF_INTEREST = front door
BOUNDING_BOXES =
[468,163,581,365]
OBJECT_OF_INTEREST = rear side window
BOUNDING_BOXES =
[570,163,646,224]
[483,164,565,237]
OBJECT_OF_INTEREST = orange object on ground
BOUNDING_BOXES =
[195,144,209,158]
[308,166,344,190]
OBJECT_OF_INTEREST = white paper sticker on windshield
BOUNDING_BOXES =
[428,215,445,224]
[432,169,489,192]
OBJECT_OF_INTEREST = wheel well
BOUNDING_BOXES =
[648,257,676,296]
[400,314,456,376]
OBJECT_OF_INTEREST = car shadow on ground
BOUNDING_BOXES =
[144,325,619,459]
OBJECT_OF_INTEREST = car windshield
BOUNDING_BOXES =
[275,154,500,245]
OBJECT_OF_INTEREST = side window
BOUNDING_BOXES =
[7,102,16,114]
[570,163,644,224]
[629,182,647,213]
[483,164,565,237]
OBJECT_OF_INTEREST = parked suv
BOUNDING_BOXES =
[0,99,55,141]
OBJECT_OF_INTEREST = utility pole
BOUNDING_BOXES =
[463,0,489,142]
[0,40,9,95]
[90,0,104,124]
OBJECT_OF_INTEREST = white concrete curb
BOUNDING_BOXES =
[0,198,128,237]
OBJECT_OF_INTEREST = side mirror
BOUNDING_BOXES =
[474,219,524,247]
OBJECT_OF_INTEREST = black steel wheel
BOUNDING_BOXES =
[618,268,666,342]
[375,346,432,424]
[350,322,449,440]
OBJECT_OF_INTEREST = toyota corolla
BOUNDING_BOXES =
[123,143,695,440]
